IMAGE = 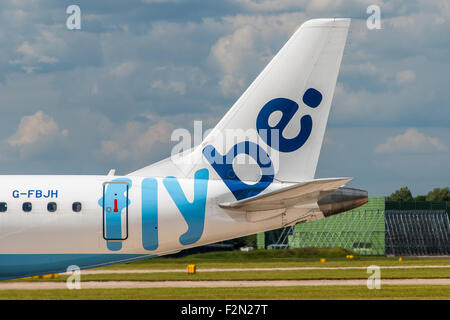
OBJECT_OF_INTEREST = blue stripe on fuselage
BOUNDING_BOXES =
[0,254,156,280]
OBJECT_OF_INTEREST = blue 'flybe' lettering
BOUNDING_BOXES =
[203,141,274,200]
[98,178,131,252]
[201,89,322,200]
[163,168,209,246]
[256,88,322,153]
[100,171,209,252]
[12,189,58,199]
[141,178,158,251]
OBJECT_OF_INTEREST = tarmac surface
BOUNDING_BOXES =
[1,278,450,290]
[71,265,450,274]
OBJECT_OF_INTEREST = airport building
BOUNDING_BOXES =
[257,198,450,256]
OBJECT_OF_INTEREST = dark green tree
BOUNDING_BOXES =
[222,235,257,248]
[414,195,427,201]
[426,187,450,201]
[387,186,413,201]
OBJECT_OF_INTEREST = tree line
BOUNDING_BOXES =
[387,187,450,202]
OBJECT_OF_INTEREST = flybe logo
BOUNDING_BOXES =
[100,88,322,252]
[203,88,323,200]
[256,88,322,152]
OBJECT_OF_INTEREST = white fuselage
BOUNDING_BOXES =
[0,174,314,279]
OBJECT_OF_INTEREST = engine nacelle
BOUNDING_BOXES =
[318,187,368,217]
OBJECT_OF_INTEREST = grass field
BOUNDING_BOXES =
[97,248,450,270]
[1,285,449,300]
[2,249,449,300]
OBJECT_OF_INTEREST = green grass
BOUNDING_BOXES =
[1,285,449,300]
[2,249,449,300]
[96,249,450,270]
[9,267,450,282]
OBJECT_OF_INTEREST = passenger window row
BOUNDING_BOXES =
[0,202,82,213]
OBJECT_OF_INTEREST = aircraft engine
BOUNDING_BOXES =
[318,187,368,217]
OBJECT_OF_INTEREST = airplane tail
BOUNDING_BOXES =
[130,18,350,184]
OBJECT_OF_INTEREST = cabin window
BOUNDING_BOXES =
[72,202,82,212]
[47,202,57,212]
[0,202,7,212]
[22,202,32,212]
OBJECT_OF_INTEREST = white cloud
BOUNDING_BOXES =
[237,0,384,14]
[209,12,305,94]
[395,69,415,85]
[375,128,448,154]
[427,0,450,19]
[110,61,137,77]
[13,41,58,66]
[359,62,377,74]
[100,140,129,161]
[141,0,179,3]
[388,16,416,30]
[151,80,186,95]
[237,0,307,11]
[210,25,259,94]
[100,120,175,161]
[8,111,68,147]
[237,0,346,12]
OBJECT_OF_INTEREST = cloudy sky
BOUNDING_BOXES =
[0,0,449,196]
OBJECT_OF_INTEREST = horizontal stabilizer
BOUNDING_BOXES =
[219,177,352,212]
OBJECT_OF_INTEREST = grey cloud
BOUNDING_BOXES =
[0,0,448,196]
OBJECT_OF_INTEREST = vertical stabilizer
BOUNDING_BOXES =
[130,19,350,183]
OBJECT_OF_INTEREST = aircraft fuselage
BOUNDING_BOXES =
[0,174,301,279]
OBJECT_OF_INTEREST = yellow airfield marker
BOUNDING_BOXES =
[187,264,197,274]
